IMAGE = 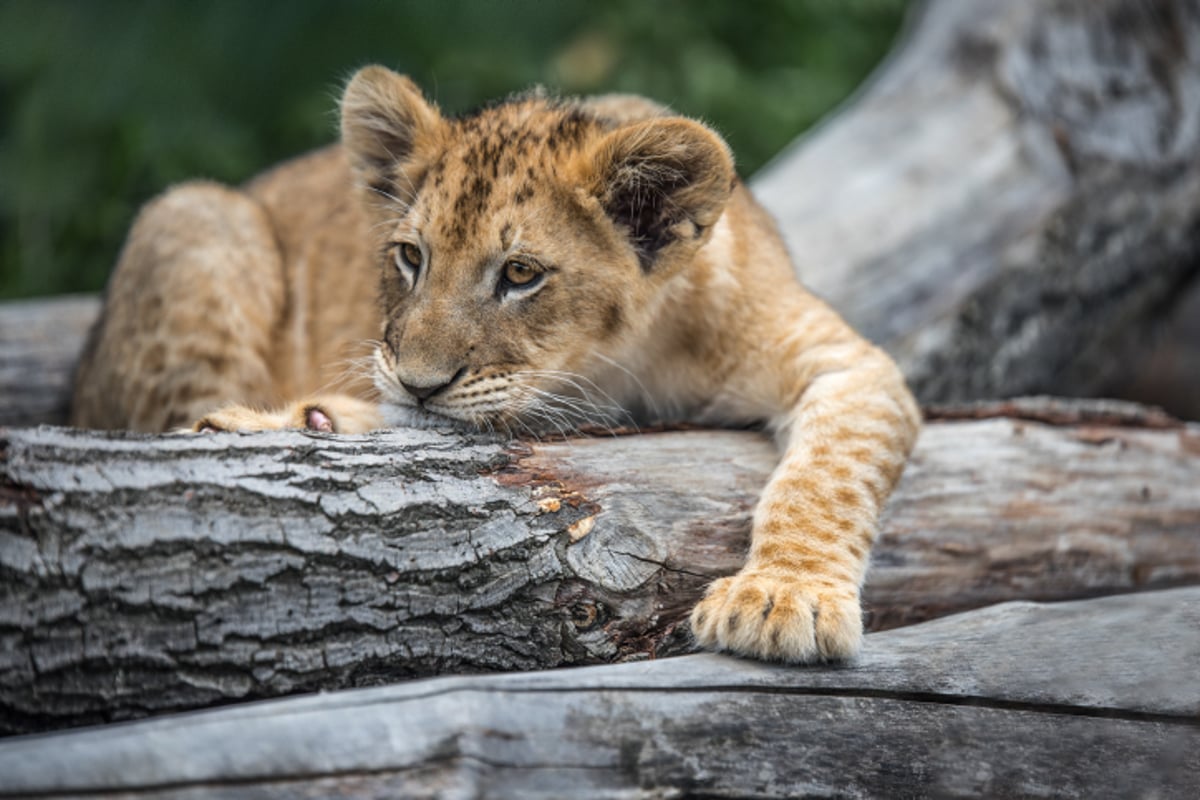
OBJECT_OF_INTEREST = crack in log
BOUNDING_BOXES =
[923,396,1183,428]
[609,548,712,582]
[210,676,1200,731]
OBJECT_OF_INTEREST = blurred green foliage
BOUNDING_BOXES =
[0,0,907,299]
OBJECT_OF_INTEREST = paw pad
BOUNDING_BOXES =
[305,406,334,432]
[689,570,862,663]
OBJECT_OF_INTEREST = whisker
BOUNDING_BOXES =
[514,370,638,434]
[516,383,626,437]
[592,352,661,419]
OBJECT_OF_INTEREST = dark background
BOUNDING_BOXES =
[0,0,907,300]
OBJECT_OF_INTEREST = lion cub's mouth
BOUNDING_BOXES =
[372,348,633,436]
[377,402,475,431]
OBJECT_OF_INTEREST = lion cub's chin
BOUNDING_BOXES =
[379,403,477,432]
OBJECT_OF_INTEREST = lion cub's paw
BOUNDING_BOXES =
[689,570,863,663]
[192,396,382,434]
[193,403,331,433]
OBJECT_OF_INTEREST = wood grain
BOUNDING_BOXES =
[0,294,97,428]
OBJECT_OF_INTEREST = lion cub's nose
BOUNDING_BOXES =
[399,367,465,403]
[400,379,450,402]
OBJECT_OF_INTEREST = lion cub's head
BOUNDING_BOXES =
[340,66,735,430]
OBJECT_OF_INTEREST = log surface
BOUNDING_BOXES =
[1,588,1196,799]
[4,405,1199,733]
[0,294,97,428]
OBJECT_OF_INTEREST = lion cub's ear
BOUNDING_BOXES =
[583,118,735,270]
[340,66,446,202]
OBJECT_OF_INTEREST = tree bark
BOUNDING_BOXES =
[0,294,97,428]
[1,588,1196,799]
[4,402,1199,733]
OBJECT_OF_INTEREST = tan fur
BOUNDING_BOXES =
[72,66,920,663]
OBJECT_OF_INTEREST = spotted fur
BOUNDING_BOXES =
[72,66,920,663]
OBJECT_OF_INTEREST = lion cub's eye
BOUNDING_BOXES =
[398,243,422,270]
[500,260,542,292]
[393,242,423,287]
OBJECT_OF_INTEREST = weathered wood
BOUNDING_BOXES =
[1,588,1196,799]
[753,0,1200,405]
[0,295,98,428]
[4,405,1199,733]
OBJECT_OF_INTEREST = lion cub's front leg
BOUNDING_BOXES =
[690,320,920,662]
[194,394,383,435]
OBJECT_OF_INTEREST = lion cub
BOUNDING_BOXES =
[72,66,920,663]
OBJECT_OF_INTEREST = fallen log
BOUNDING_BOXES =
[1,588,1196,799]
[4,401,1198,734]
[0,294,97,428]
[753,0,1200,406]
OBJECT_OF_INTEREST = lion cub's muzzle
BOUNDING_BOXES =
[399,366,467,404]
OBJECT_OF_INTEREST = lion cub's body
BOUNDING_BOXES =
[73,68,920,663]
[73,146,376,430]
